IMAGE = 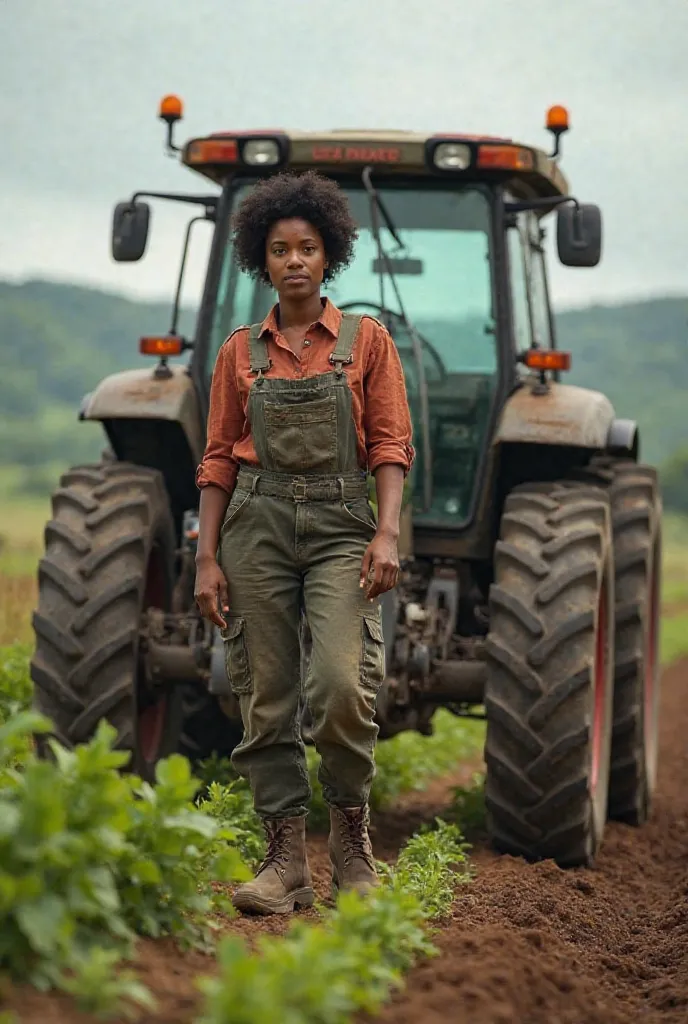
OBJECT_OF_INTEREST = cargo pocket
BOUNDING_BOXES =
[361,614,385,693]
[221,615,253,695]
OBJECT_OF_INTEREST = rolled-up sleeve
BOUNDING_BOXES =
[195,339,244,495]
[363,323,415,475]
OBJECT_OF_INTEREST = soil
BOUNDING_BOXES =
[369,657,688,1024]
[4,660,688,1024]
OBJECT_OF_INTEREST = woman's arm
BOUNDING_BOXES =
[194,338,245,627]
[195,485,231,628]
[360,323,415,600]
[360,464,404,600]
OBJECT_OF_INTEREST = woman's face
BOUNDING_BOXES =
[265,218,327,298]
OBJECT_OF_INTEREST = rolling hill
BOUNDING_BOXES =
[0,279,686,495]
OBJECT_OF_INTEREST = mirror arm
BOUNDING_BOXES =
[505,195,585,245]
[129,191,218,215]
[504,195,579,215]
[169,214,209,336]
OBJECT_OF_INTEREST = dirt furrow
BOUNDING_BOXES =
[368,658,688,1024]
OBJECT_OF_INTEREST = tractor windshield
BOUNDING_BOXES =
[208,182,497,525]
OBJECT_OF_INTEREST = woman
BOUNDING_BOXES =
[194,171,414,916]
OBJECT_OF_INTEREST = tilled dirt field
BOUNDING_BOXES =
[6,659,688,1024]
[371,657,688,1024]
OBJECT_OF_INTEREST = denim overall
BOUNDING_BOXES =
[219,313,386,819]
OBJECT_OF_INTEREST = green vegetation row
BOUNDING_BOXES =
[0,712,250,1012]
[1,279,687,497]
[0,641,483,1021]
[0,705,475,1022]
[197,819,471,1024]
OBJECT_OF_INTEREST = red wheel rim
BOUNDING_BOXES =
[138,699,168,764]
[644,557,659,756]
[137,545,168,766]
[591,581,609,793]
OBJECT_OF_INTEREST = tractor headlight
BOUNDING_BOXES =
[242,139,281,166]
[433,143,471,171]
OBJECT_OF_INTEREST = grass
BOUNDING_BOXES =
[658,514,688,663]
[0,486,46,646]
[661,514,688,609]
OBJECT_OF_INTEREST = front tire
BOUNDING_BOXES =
[563,459,662,824]
[30,461,237,780]
[484,481,615,867]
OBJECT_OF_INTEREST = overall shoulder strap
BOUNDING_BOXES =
[248,323,271,376]
[329,313,363,372]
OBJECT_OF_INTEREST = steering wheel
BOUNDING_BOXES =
[338,301,447,382]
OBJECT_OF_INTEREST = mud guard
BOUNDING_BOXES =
[495,382,623,451]
[79,365,206,465]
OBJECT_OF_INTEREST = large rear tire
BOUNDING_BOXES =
[560,459,662,824]
[484,481,615,867]
[30,461,238,780]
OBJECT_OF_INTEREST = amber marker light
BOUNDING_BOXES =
[139,336,185,357]
[523,349,571,372]
[476,145,534,171]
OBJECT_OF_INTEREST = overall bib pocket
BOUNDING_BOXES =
[263,396,338,473]
[361,613,386,693]
[222,615,253,695]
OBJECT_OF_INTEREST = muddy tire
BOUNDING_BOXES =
[30,461,237,780]
[559,459,662,825]
[484,481,615,867]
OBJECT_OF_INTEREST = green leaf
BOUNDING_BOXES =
[161,811,219,838]
[0,711,50,750]
[82,867,121,913]
[155,753,195,790]
[0,802,20,838]
[127,858,162,886]
[15,894,69,956]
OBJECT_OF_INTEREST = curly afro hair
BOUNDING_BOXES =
[231,170,358,284]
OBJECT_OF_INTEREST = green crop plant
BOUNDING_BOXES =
[0,714,249,1016]
[195,818,471,1024]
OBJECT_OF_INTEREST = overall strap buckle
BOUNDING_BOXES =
[329,313,362,376]
[248,322,272,377]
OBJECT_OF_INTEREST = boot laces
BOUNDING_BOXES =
[258,820,292,873]
[338,808,374,867]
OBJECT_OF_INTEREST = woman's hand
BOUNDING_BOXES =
[194,555,230,629]
[360,528,400,600]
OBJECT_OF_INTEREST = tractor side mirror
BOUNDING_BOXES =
[111,201,151,262]
[557,202,602,267]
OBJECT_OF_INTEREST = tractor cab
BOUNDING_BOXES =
[110,101,602,546]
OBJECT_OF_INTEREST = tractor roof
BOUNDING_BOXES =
[179,128,569,200]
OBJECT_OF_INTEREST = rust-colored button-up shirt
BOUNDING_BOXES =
[195,298,415,495]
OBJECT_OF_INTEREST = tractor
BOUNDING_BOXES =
[30,98,662,868]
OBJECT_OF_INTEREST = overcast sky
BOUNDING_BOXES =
[1,0,686,311]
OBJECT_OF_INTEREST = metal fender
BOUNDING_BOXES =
[80,365,205,465]
[495,382,617,450]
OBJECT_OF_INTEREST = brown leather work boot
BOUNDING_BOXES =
[328,805,379,897]
[232,816,314,915]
